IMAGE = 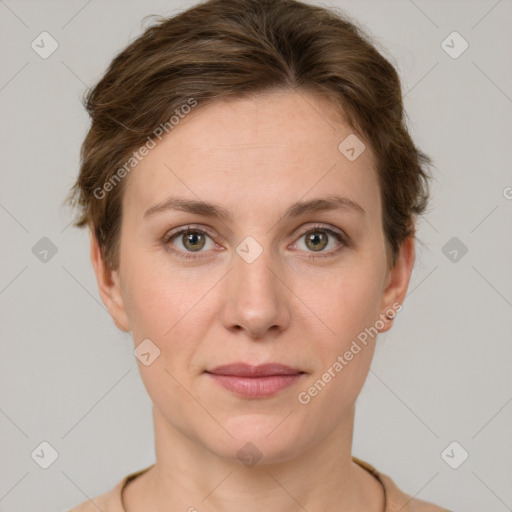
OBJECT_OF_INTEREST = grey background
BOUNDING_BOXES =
[0,0,511,511]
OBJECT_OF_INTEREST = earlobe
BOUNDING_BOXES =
[377,237,415,333]
[89,229,131,332]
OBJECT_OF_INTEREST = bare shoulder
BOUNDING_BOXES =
[380,472,451,512]
[66,465,153,512]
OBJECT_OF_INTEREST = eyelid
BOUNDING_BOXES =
[294,222,346,240]
[163,223,218,242]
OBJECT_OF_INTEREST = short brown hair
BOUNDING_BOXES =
[65,0,433,270]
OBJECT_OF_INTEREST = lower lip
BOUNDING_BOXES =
[206,373,303,398]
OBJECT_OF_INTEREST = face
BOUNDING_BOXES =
[91,89,414,464]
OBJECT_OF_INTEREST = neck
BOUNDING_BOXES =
[123,405,384,512]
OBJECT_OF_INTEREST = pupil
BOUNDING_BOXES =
[308,232,327,251]
[185,231,203,250]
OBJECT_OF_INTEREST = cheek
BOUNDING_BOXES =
[120,249,216,366]
[297,274,380,422]
[301,260,384,346]
[121,256,171,335]
[294,259,384,404]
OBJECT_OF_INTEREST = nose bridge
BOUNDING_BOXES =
[235,237,277,294]
[221,235,290,337]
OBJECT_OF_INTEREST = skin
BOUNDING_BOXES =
[90,88,415,512]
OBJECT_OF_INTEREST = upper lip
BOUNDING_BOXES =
[206,363,303,377]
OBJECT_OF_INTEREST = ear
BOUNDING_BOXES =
[377,236,415,333]
[89,228,131,332]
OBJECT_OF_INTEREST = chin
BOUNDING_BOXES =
[203,414,310,466]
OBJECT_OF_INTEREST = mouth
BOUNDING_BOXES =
[205,363,306,399]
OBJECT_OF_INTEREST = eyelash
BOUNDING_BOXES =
[162,223,349,261]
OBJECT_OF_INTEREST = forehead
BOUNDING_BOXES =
[123,89,380,222]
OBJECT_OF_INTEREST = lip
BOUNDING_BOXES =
[207,363,302,377]
[205,363,305,398]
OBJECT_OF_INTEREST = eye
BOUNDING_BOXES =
[292,224,348,258]
[163,223,349,261]
[163,226,217,260]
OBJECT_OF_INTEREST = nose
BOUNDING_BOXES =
[220,240,291,340]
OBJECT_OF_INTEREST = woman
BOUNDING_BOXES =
[66,0,449,510]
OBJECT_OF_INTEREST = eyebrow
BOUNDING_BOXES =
[143,194,366,220]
